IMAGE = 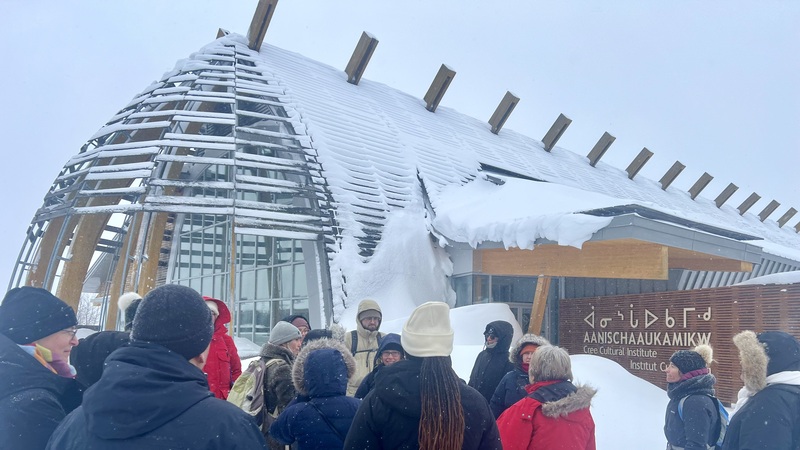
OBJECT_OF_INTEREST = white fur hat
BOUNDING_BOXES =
[118,292,142,312]
[402,301,454,357]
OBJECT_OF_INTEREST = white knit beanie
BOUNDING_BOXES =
[402,301,454,357]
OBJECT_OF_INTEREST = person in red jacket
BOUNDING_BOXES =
[202,297,242,400]
[497,345,596,450]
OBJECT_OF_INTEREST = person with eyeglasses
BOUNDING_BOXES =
[344,299,386,396]
[355,333,405,399]
[0,286,84,450]
[468,320,515,404]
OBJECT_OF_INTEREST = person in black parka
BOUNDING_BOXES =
[70,331,130,388]
[355,332,404,399]
[343,302,502,450]
[46,284,266,450]
[722,330,800,450]
[468,320,515,403]
[490,333,550,418]
[0,287,84,450]
[663,344,720,450]
[270,338,361,449]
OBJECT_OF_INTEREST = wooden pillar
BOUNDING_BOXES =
[528,276,551,335]
[56,213,112,310]
[104,214,143,330]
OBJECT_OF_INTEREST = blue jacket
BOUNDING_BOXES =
[490,367,528,418]
[664,373,719,450]
[46,341,266,449]
[0,332,83,450]
[270,338,360,450]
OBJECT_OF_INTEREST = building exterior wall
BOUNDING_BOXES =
[558,283,800,404]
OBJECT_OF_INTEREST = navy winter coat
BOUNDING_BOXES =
[343,357,502,450]
[355,333,403,399]
[723,383,800,450]
[270,338,360,450]
[468,320,515,403]
[490,367,528,418]
[664,373,720,450]
[46,341,266,449]
[0,332,83,450]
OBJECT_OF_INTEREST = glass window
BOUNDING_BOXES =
[474,275,490,303]
[452,275,472,308]
[293,264,307,297]
[238,302,254,337]
[240,270,256,301]
[254,301,270,345]
[491,276,537,303]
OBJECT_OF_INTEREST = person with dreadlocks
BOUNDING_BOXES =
[343,301,501,450]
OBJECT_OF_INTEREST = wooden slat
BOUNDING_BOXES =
[479,241,669,280]
[528,276,551,334]
[668,247,753,272]
[558,283,800,405]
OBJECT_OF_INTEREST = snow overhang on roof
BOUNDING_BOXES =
[431,176,764,268]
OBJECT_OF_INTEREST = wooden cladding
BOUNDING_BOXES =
[558,283,800,405]
[479,241,669,279]
[476,239,752,280]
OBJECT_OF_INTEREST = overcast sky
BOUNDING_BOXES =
[1,1,798,287]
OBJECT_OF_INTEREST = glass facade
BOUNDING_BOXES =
[452,274,558,340]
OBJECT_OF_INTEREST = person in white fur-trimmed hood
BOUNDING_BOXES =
[722,330,800,450]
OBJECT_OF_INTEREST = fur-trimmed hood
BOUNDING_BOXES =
[733,330,770,393]
[509,334,551,364]
[292,337,356,397]
[539,383,596,418]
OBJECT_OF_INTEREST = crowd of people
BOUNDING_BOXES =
[0,284,799,449]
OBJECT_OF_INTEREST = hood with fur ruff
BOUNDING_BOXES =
[509,334,551,364]
[540,384,596,418]
[733,330,769,393]
[292,337,356,396]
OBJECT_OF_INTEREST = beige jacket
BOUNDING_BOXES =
[344,299,385,396]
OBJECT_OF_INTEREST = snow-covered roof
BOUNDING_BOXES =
[251,36,799,261]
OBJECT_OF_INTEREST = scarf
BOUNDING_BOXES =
[732,370,800,416]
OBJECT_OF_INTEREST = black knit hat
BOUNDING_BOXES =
[758,331,800,376]
[131,284,213,360]
[670,349,707,374]
[0,287,77,344]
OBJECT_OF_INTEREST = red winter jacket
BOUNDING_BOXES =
[497,380,596,450]
[202,297,242,400]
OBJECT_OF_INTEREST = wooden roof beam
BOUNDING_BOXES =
[659,161,685,190]
[542,113,572,152]
[345,32,379,85]
[489,91,519,134]
[424,64,456,112]
[758,200,781,222]
[777,208,797,228]
[737,192,761,215]
[247,0,279,51]
[587,132,615,167]
[625,148,653,180]
[688,172,714,200]
[715,183,738,208]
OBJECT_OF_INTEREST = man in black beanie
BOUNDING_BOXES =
[47,284,267,449]
[0,286,84,450]
[723,330,800,450]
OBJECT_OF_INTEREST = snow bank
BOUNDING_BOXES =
[734,270,800,286]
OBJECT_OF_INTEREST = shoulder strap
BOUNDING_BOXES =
[308,401,346,442]
[350,330,358,355]
[678,396,687,419]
